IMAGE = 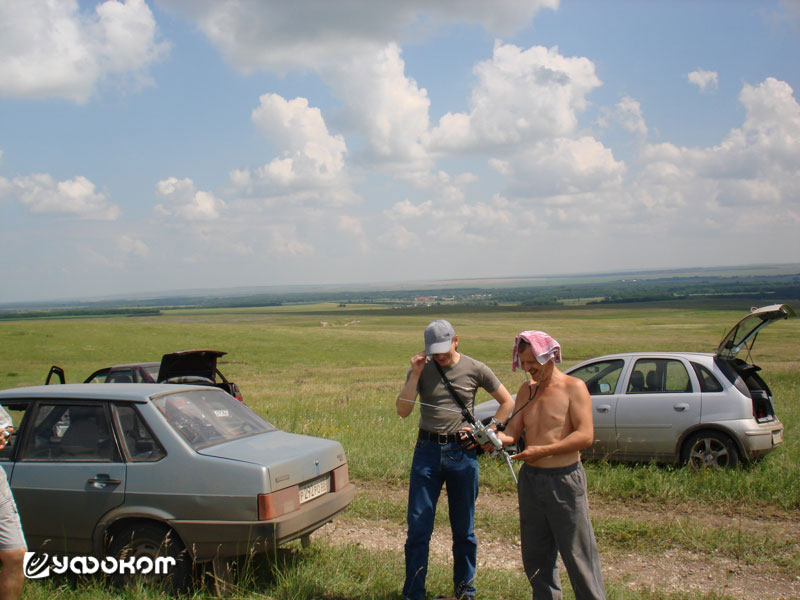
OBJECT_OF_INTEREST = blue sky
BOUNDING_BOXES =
[1,0,799,303]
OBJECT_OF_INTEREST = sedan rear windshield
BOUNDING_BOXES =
[153,389,275,449]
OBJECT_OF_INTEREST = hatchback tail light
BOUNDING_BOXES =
[258,485,299,520]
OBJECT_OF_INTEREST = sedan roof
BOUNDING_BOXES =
[0,383,200,403]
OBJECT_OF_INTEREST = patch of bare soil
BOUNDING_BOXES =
[316,481,800,600]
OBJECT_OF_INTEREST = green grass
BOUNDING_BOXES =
[18,542,748,600]
[2,303,798,598]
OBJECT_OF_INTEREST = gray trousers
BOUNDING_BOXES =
[518,462,605,600]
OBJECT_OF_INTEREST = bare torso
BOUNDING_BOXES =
[517,371,587,468]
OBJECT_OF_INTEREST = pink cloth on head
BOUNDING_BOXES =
[512,330,562,370]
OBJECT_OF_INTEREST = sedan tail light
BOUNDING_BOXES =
[331,464,349,491]
[258,465,349,520]
[258,485,299,520]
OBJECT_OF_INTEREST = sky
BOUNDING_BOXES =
[1,0,799,303]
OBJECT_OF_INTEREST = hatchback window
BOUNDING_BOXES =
[85,369,110,384]
[628,359,692,393]
[691,362,723,393]
[23,404,117,461]
[570,359,624,395]
[115,404,166,461]
[153,389,274,450]
[107,369,135,384]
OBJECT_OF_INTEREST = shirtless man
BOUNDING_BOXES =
[497,330,605,600]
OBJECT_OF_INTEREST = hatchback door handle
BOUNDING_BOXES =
[88,475,122,488]
[596,405,611,413]
[673,404,689,412]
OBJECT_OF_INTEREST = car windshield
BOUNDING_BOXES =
[153,388,275,449]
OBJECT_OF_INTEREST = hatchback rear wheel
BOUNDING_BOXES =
[683,431,740,469]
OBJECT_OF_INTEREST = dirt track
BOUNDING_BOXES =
[317,481,800,600]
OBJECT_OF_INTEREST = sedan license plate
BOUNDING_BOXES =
[299,476,330,504]
[772,430,783,446]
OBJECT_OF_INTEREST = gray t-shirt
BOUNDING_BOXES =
[412,354,501,434]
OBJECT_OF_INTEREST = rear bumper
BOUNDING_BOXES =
[743,425,783,455]
[171,483,356,561]
[712,417,784,460]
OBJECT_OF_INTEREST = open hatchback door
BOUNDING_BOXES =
[716,304,796,360]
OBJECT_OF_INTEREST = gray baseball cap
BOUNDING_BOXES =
[424,319,455,355]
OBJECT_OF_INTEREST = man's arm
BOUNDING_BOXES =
[511,378,594,462]
[396,351,427,418]
[489,383,514,425]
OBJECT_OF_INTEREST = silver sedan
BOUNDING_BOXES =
[0,383,355,590]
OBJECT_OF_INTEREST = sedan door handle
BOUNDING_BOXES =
[596,405,611,413]
[673,403,689,412]
[88,474,122,488]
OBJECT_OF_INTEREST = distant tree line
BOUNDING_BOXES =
[0,308,162,321]
[1,272,797,319]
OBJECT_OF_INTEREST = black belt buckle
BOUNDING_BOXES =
[436,432,450,445]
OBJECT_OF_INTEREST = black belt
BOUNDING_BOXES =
[418,429,460,444]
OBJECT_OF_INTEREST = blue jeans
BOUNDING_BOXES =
[403,438,479,600]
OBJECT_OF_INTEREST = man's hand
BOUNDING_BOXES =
[458,426,479,450]
[409,351,427,375]
[511,444,548,463]
[0,426,12,451]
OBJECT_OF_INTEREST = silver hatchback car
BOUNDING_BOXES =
[0,383,355,589]
[475,304,793,468]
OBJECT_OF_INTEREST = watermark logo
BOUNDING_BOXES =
[23,552,175,579]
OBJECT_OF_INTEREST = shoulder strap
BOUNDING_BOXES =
[433,360,476,425]
[504,380,540,429]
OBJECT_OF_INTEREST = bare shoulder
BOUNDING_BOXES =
[515,380,532,400]
[563,373,590,398]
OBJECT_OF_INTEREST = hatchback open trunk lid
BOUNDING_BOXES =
[157,350,225,382]
[716,304,795,360]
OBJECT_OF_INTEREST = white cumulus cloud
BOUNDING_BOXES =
[324,43,431,166]
[599,96,648,137]
[160,0,558,73]
[633,77,800,230]
[688,69,719,93]
[430,42,602,152]
[0,0,168,103]
[155,177,226,221]
[1,173,120,220]
[118,234,149,258]
[245,94,348,190]
[265,225,314,256]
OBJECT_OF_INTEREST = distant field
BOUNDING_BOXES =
[2,303,797,505]
[2,303,798,599]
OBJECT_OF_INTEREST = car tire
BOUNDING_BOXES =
[682,431,740,469]
[108,522,193,592]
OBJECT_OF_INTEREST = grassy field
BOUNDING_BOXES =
[1,303,798,599]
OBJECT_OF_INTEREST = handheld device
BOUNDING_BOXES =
[397,398,518,483]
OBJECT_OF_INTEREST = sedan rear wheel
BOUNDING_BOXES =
[683,431,740,469]
[108,522,193,592]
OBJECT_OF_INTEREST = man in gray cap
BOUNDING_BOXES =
[396,319,513,600]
